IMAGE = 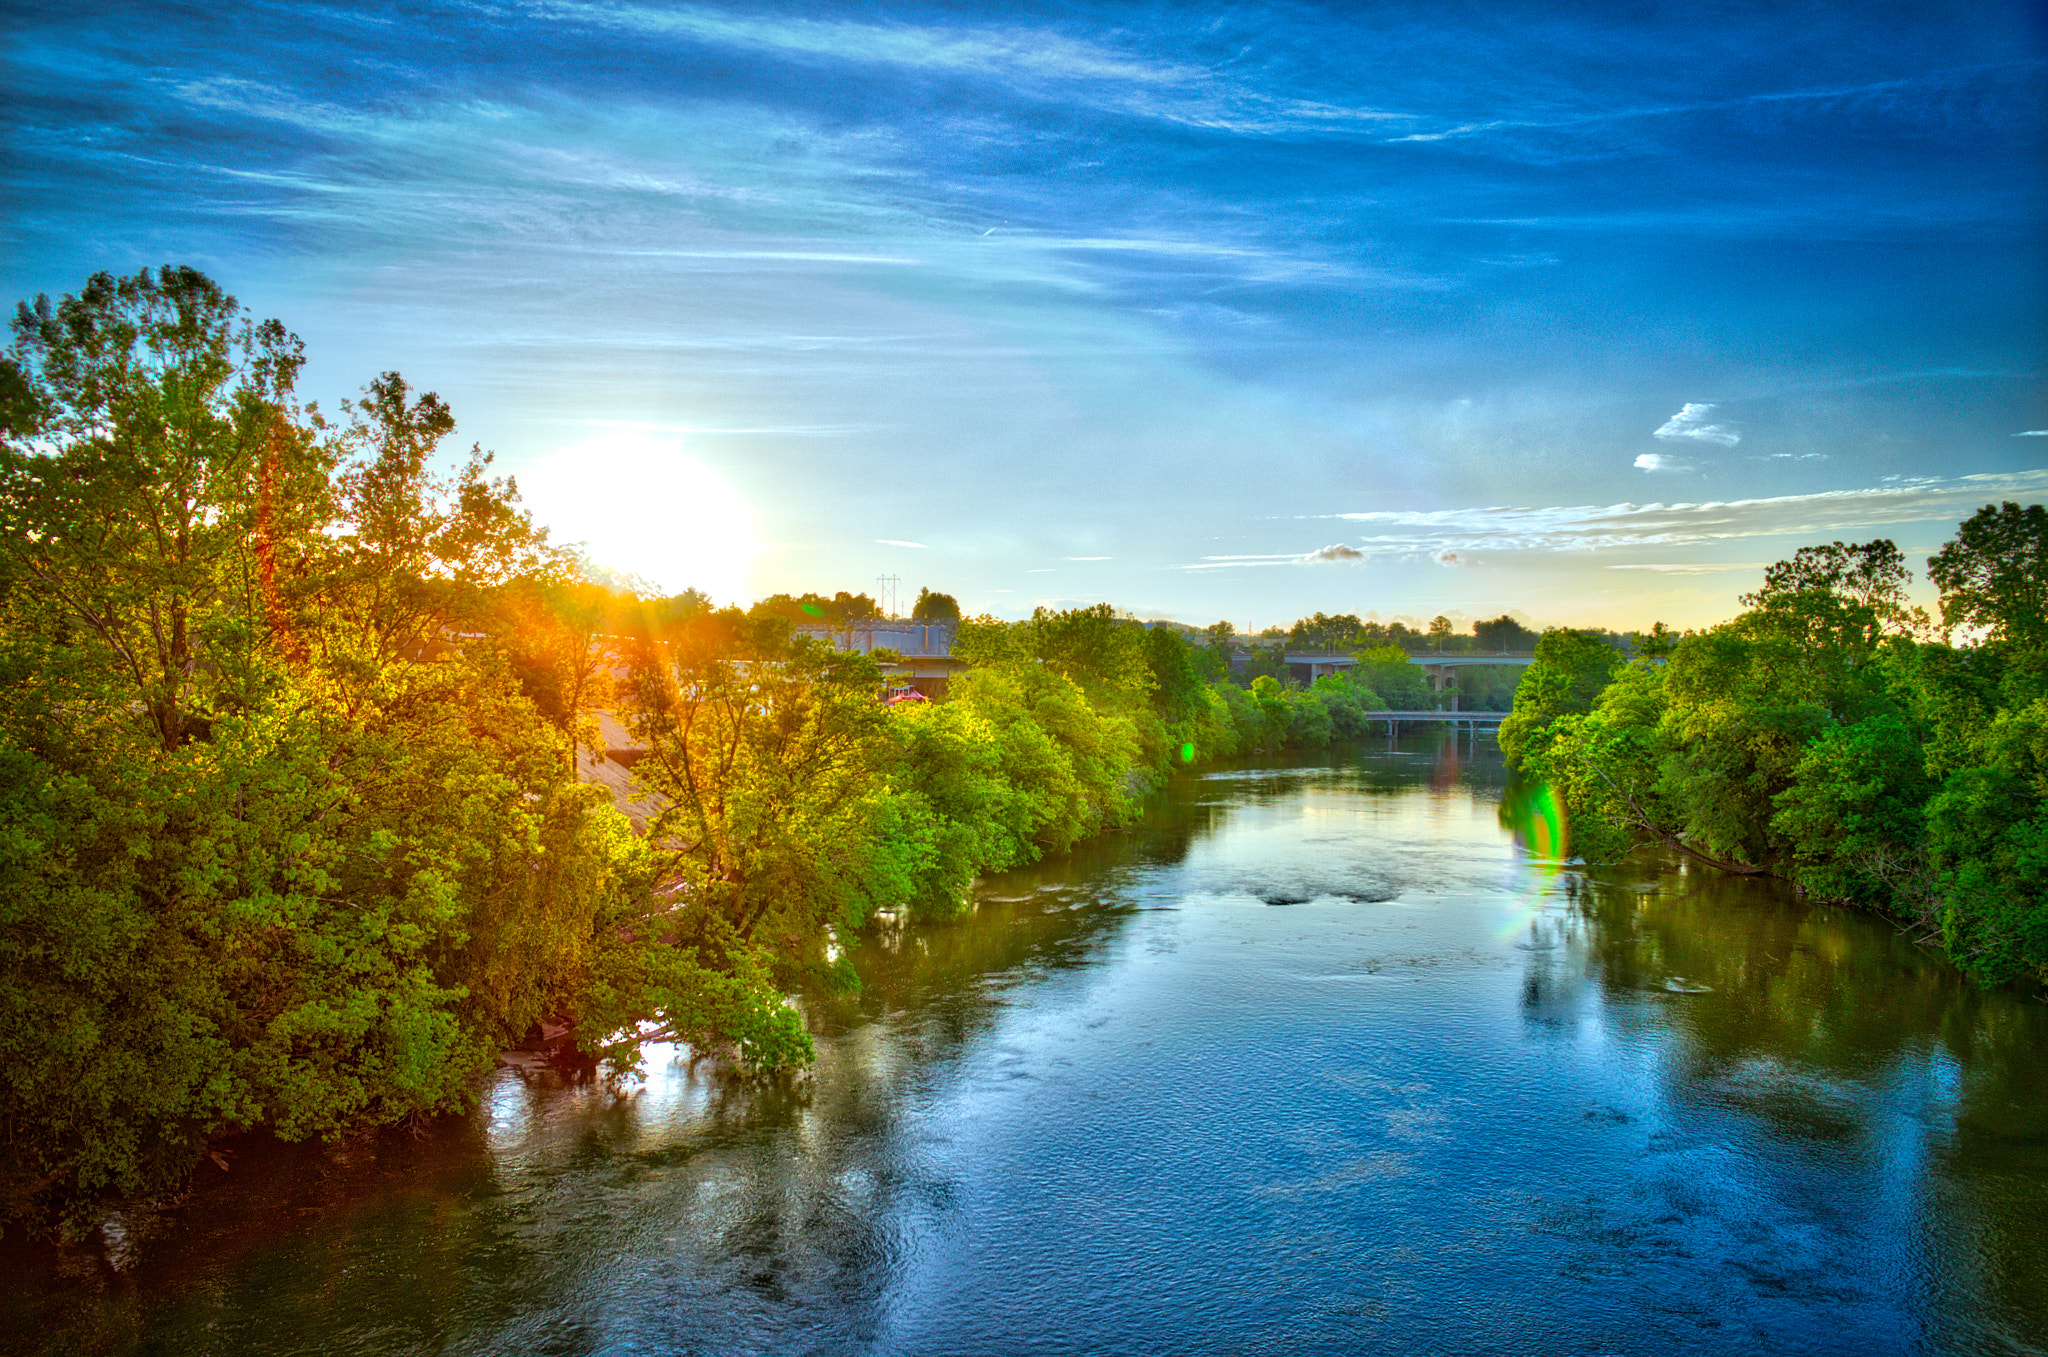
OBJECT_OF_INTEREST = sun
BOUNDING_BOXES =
[518,430,760,602]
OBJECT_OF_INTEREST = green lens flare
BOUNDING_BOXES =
[1500,778,1568,862]
[1181,741,1196,763]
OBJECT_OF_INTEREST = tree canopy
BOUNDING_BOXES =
[910,587,961,623]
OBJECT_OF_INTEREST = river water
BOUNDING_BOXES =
[10,737,2047,1356]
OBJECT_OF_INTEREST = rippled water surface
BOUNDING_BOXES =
[11,738,2048,1355]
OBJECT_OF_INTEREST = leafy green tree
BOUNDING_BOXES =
[1738,538,1926,658]
[1351,644,1433,710]
[1929,502,2048,649]
[1473,614,1537,652]
[1498,629,1621,764]
[1506,517,2048,987]
[1286,612,1366,651]
[1311,674,1381,738]
[2,266,320,751]
[624,635,900,950]
[910,588,961,623]
[1244,676,1294,749]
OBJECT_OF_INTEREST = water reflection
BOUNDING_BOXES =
[7,733,2044,1356]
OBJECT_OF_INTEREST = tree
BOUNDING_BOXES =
[1499,629,1623,766]
[613,630,909,1068]
[1,266,320,751]
[1286,612,1366,651]
[1351,644,1432,709]
[1474,614,1537,653]
[910,588,961,624]
[0,268,641,1232]
[1929,502,2048,650]
[1427,615,1453,650]
[750,591,881,627]
[1738,538,1925,655]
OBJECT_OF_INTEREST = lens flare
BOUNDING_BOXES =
[1503,778,1568,862]
[1497,776,1571,937]
[1181,741,1196,763]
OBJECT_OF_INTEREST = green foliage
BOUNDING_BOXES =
[945,627,1146,849]
[1312,674,1382,738]
[750,591,881,626]
[1498,629,1621,765]
[1507,519,2048,989]
[909,588,961,623]
[0,269,647,1233]
[1929,502,2048,649]
[623,636,902,979]
[1350,645,1433,710]
[1285,612,1367,651]
[1474,614,1538,652]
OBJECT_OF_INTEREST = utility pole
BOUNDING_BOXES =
[877,574,900,619]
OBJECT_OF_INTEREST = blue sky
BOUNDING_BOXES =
[6,0,2045,628]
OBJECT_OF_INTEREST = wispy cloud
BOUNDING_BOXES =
[559,2,1201,87]
[1634,452,1693,473]
[1312,469,2048,557]
[1375,64,2043,162]
[1186,542,1366,571]
[552,2,1412,137]
[1653,403,1741,447]
[2017,430,2048,436]
[1605,562,1772,574]
[876,538,928,548]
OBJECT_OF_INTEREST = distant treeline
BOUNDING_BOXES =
[1501,515,2048,991]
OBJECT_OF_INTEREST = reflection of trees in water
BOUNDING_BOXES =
[1161,734,1511,810]
[1538,851,2048,1341]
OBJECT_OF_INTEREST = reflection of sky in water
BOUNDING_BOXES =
[11,742,2046,1355]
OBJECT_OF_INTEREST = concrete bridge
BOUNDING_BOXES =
[1360,709,1506,744]
[1286,652,1536,690]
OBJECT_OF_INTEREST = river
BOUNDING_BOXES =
[9,736,2046,1355]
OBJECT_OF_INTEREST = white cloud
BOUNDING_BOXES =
[1312,468,2048,558]
[1064,556,1112,561]
[1654,403,1742,447]
[562,3,1411,137]
[1182,543,1366,571]
[1634,452,1693,473]
[876,538,928,548]
[2017,430,2048,436]
[1605,562,1772,574]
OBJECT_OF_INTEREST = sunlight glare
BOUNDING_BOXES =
[521,431,760,601]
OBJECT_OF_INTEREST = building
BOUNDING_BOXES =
[794,620,967,699]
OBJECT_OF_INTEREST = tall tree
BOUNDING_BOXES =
[1929,502,2048,650]
[1,266,322,750]
[910,587,961,624]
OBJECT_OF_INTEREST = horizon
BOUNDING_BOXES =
[6,1,2044,631]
